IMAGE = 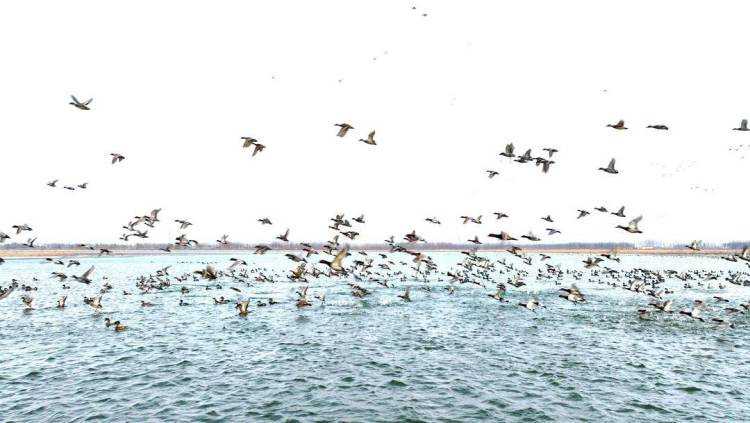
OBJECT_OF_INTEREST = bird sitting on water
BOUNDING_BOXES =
[21,295,33,308]
[104,318,128,331]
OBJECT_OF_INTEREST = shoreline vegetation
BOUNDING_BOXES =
[0,242,746,258]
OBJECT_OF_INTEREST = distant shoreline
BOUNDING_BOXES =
[0,247,741,259]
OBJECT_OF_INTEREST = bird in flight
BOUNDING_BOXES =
[617,216,643,234]
[110,153,125,164]
[69,95,93,110]
[334,123,354,137]
[359,130,377,145]
[599,158,619,174]
[607,120,627,130]
[733,119,749,131]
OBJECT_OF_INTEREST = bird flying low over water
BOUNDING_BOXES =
[69,95,92,110]
[319,246,349,273]
[647,124,668,130]
[110,153,125,164]
[72,266,95,284]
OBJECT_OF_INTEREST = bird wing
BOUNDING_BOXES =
[333,246,349,267]
[82,266,95,279]
[608,158,616,169]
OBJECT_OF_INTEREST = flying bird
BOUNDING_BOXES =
[617,216,643,234]
[359,130,377,145]
[599,158,619,174]
[334,123,354,137]
[110,153,125,164]
[733,119,749,131]
[69,95,93,110]
[607,120,627,130]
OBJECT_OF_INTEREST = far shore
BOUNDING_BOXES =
[0,247,743,259]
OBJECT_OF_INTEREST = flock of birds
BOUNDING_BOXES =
[1,97,750,333]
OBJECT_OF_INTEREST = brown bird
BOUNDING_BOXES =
[334,123,354,137]
[607,120,627,130]
[319,246,349,273]
[359,130,377,145]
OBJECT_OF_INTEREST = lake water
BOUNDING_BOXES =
[1,252,748,422]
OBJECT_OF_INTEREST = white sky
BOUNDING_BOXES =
[1,1,749,245]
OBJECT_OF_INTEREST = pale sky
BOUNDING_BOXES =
[1,1,749,245]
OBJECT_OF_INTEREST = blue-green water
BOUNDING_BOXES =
[1,253,749,422]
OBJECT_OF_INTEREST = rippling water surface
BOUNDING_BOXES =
[1,253,749,422]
